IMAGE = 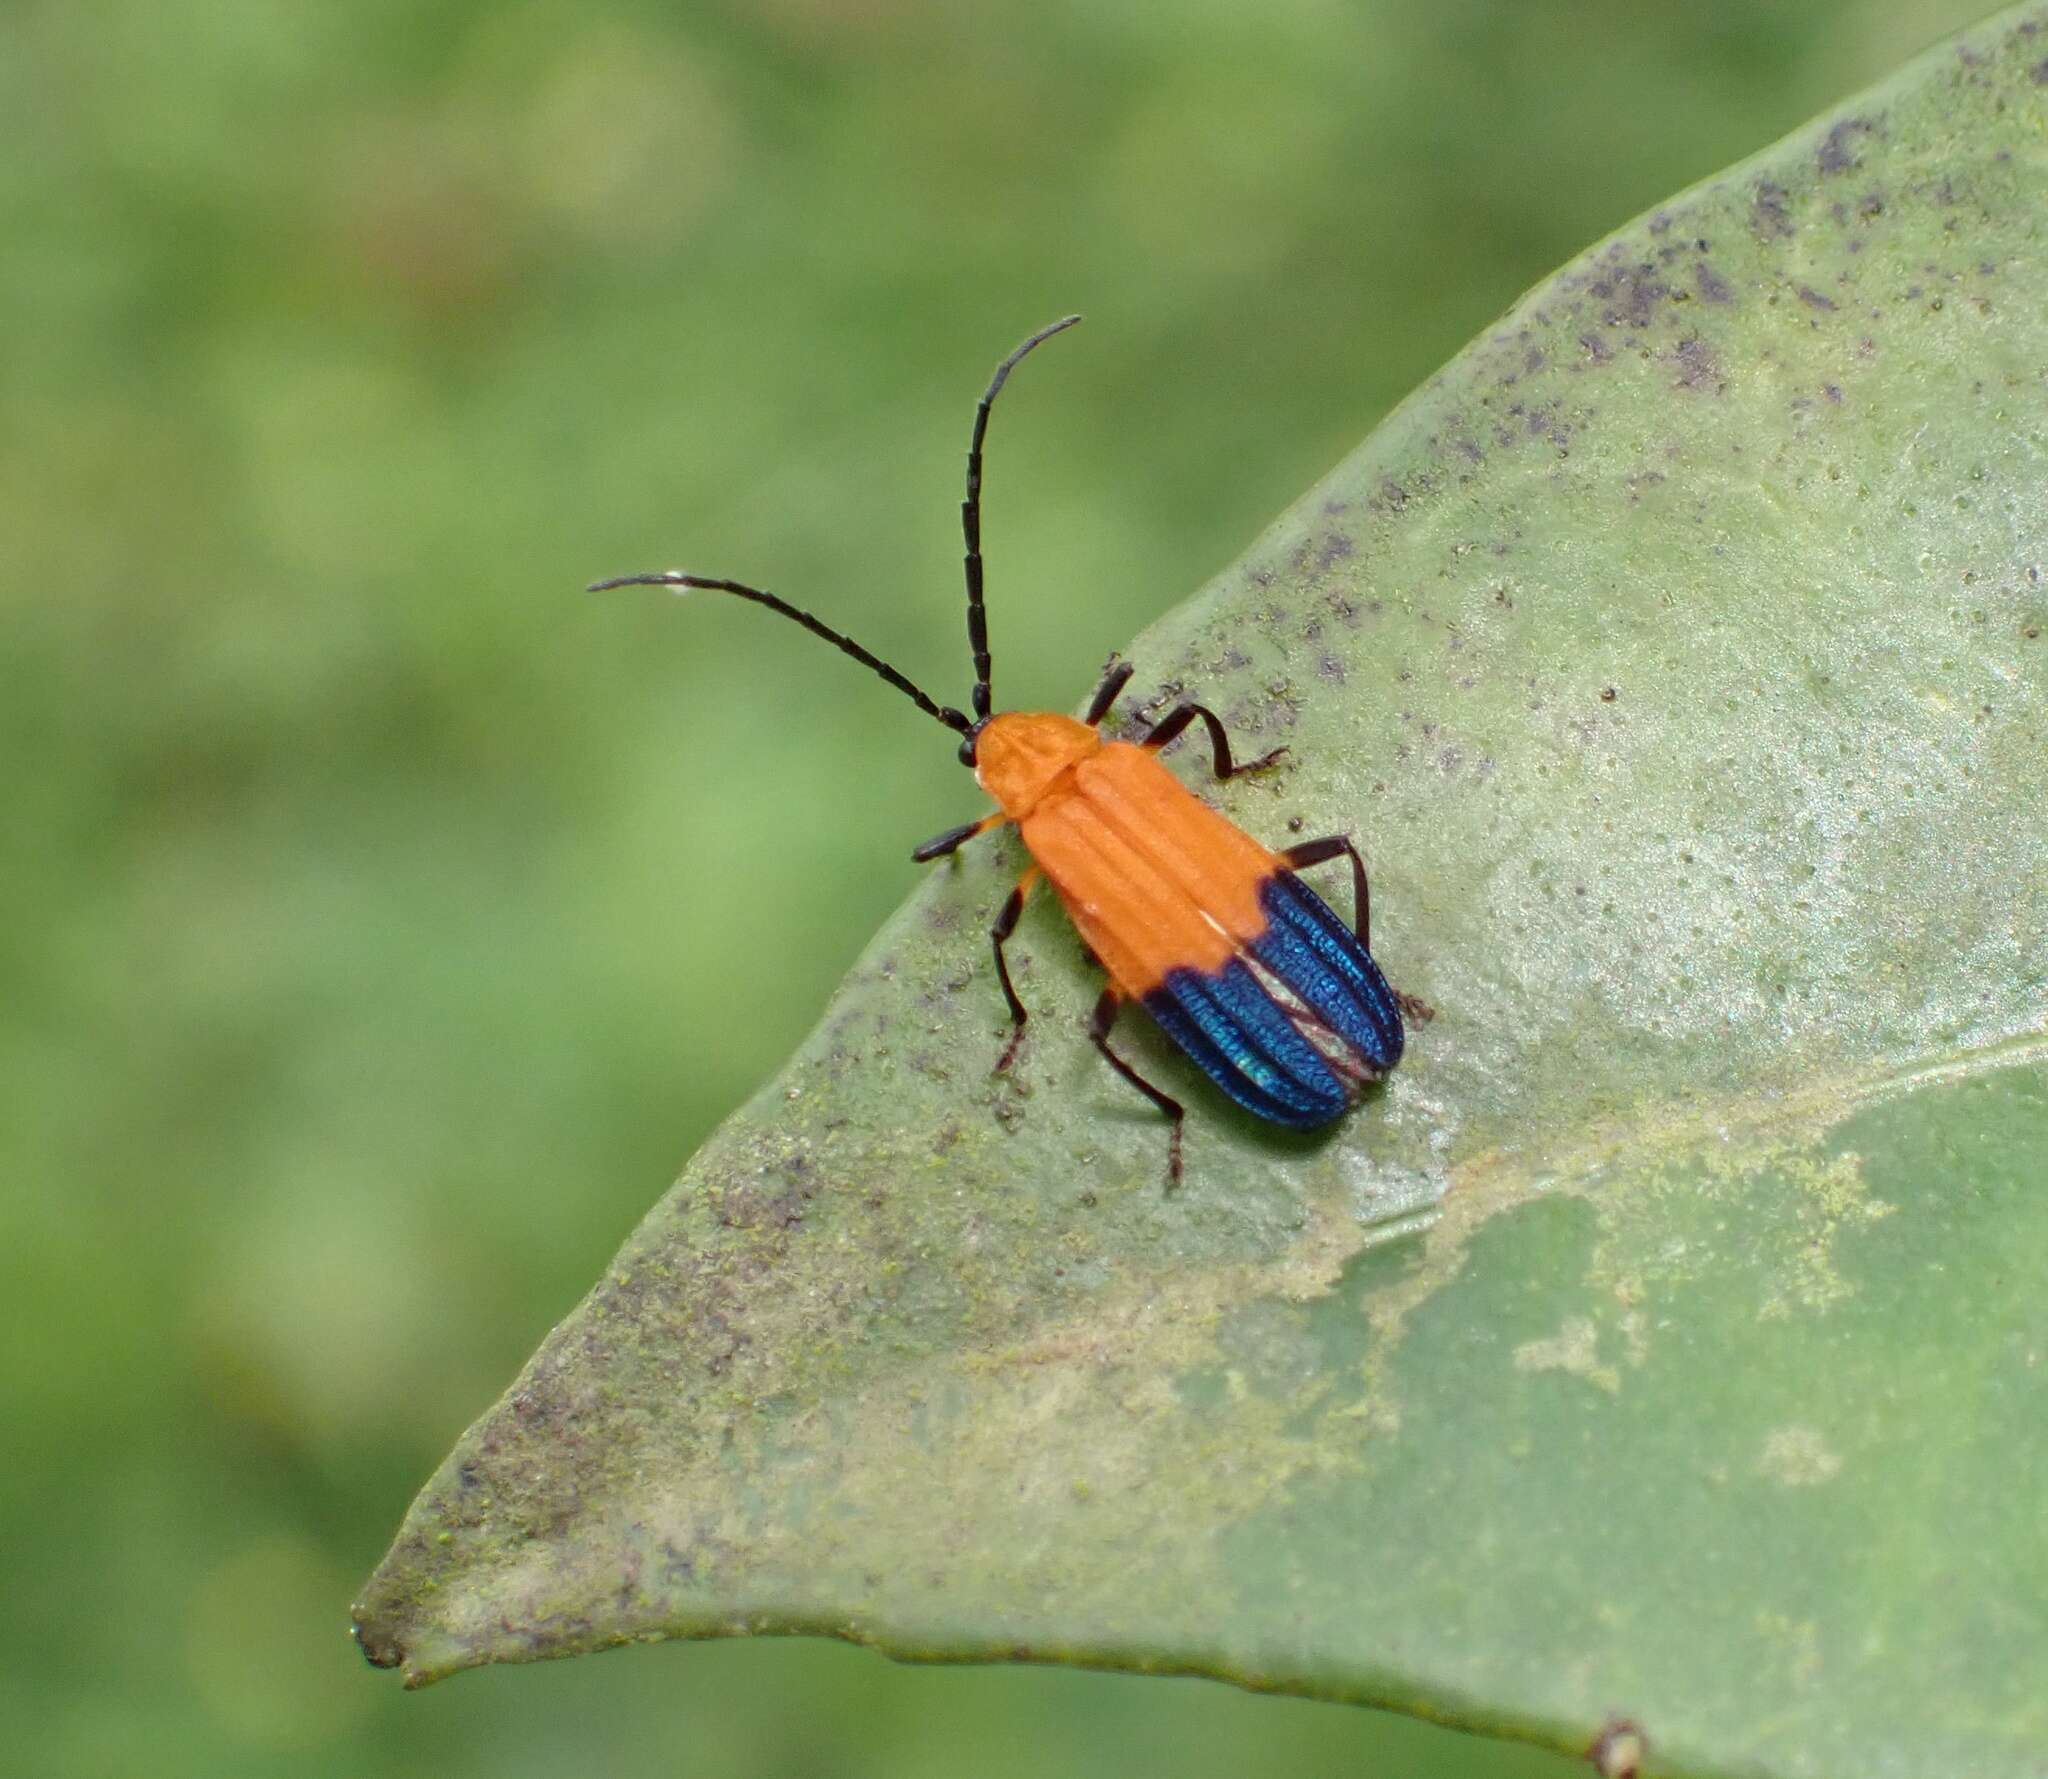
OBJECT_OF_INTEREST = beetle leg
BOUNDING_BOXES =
[1087,987,1185,1187]
[912,812,1003,862]
[1282,834,1435,1023]
[1083,655,1137,727]
[1281,833,1372,948]
[1141,700,1287,780]
[991,866,1040,1070]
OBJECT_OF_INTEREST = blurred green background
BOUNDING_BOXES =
[1,1,1995,1774]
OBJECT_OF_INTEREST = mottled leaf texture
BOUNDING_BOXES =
[357,11,2048,1776]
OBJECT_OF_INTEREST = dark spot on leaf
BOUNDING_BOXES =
[2032,57,2048,83]
[1320,532,1356,568]
[1600,686,1618,702]
[1694,261,1732,303]
[1858,190,1885,220]
[1592,258,1670,328]
[1752,181,1793,240]
[1672,336,1722,393]
[1319,655,1346,684]
[1798,285,1838,311]
[1818,116,1876,175]
[1579,332,1612,365]
[1137,679,1183,719]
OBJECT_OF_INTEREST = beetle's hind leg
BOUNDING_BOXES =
[1088,987,1185,1187]
[1282,834,1435,1023]
[1281,834,1373,948]
[1141,699,1287,780]
[990,866,1041,1072]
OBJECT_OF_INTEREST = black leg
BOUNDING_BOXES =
[991,868,1039,1070]
[1281,833,1371,949]
[912,814,999,862]
[1088,988,1185,1187]
[1141,700,1287,780]
[1281,835,1435,1023]
[1084,655,1137,727]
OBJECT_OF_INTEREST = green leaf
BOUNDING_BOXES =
[355,9,2048,1774]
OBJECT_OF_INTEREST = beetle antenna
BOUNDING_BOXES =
[961,314,1082,721]
[590,571,973,734]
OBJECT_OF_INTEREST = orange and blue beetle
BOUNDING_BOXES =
[594,316,1428,1182]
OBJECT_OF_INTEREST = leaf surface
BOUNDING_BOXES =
[357,12,2048,1773]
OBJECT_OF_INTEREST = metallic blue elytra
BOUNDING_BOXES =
[1142,958,1347,1128]
[1139,870,1403,1132]
[1250,872,1405,1071]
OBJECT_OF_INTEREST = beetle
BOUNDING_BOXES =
[593,315,1428,1182]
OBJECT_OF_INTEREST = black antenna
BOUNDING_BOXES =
[588,571,972,735]
[962,315,1082,721]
